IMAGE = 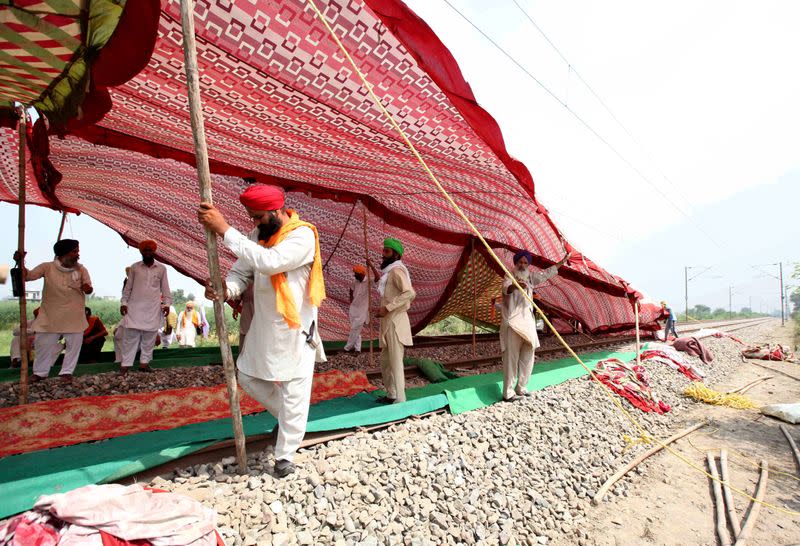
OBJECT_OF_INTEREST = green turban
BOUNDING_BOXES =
[383,237,404,257]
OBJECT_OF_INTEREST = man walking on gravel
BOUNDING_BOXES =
[17,239,93,382]
[198,184,326,478]
[501,250,569,401]
[376,238,415,404]
[119,240,171,373]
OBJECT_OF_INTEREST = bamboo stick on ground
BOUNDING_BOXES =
[728,376,772,395]
[592,422,706,505]
[780,425,800,475]
[707,452,732,546]
[15,104,30,406]
[734,460,768,546]
[179,0,247,473]
[719,449,742,537]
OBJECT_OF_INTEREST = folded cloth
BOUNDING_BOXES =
[0,485,223,546]
[741,344,796,362]
[591,358,670,414]
[640,348,705,381]
[673,336,714,364]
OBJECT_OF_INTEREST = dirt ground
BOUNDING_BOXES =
[585,323,800,546]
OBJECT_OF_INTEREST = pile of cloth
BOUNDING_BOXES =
[0,484,221,546]
[672,336,714,364]
[710,331,744,344]
[741,344,796,362]
[640,342,705,381]
[591,358,671,414]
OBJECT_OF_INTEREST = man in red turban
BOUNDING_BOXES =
[198,183,326,478]
[343,264,376,353]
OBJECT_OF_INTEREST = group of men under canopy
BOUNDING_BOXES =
[15,183,569,478]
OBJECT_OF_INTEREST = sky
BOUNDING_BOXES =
[1,0,798,315]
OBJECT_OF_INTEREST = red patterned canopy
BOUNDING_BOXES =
[0,0,662,338]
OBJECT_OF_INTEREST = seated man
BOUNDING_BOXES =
[79,307,108,363]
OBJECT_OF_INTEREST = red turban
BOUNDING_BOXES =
[239,184,285,211]
[138,240,157,252]
[353,265,366,275]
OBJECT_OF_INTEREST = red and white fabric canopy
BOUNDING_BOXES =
[0,0,662,338]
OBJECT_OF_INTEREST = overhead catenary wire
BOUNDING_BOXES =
[440,0,725,252]
[304,0,799,517]
[510,0,697,215]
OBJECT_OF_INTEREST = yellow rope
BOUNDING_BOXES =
[686,436,800,484]
[684,382,758,409]
[303,0,799,517]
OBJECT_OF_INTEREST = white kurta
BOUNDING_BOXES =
[27,260,91,333]
[120,261,171,331]
[348,278,369,326]
[501,265,559,349]
[223,225,325,381]
[176,311,199,347]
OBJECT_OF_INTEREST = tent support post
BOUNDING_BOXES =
[179,0,247,473]
[16,105,30,405]
[635,301,641,366]
[471,239,476,359]
[362,202,373,367]
[56,211,67,241]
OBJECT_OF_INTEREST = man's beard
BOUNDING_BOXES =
[257,216,282,241]
[142,256,155,266]
[60,256,78,268]
[381,255,399,269]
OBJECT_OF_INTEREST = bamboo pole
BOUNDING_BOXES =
[729,376,772,395]
[720,449,742,537]
[179,0,247,473]
[16,104,30,405]
[362,202,373,367]
[780,425,800,475]
[56,211,67,241]
[635,301,641,366]
[734,460,768,546]
[707,452,732,546]
[592,422,706,505]
[471,238,476,359]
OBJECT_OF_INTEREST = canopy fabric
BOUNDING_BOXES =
[0,0,662,337]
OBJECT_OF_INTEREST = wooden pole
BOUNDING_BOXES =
[720,449,742,537]
[634,301,641,366]
[780,425,800,475]
[735,460,768,546]
[16,104,30,405]
[362,202,373,367]
[179,0,247,473]
[707,452,732,546]
[56,211,67,241]
[592,422,706,505]
[471,238,476,359]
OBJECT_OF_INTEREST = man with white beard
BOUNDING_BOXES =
[501,250,570,401]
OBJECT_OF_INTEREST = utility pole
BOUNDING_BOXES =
[749,296,752,318]
[779,262,784,326]
[729,285,732,320]
[684,266,689,323]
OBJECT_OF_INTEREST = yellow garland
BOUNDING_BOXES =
[684,382,757,410]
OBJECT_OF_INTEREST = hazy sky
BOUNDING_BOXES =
[1,0,798,314]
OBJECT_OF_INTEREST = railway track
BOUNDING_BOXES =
[124,317,772,482]
[363,317,772,381]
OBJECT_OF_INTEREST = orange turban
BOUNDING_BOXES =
[239,184,285,211]
[138,240,157,252]
[353,265,366,276]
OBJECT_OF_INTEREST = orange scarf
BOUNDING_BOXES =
[180,309,200,328]
[259,211,326,329]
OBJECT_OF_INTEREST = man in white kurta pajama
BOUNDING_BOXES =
[20,239,93,382]
[198,184,326,478]
[501,250,569,401]
[120,240,171,373]
[343,265,370,353]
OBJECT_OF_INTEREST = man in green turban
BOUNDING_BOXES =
[375,237,416,403]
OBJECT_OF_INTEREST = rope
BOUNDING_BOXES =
[683,382,758,409]
[303,0,800,517]
[321,200,358,271]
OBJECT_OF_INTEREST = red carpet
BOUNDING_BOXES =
[0,370,375,457]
